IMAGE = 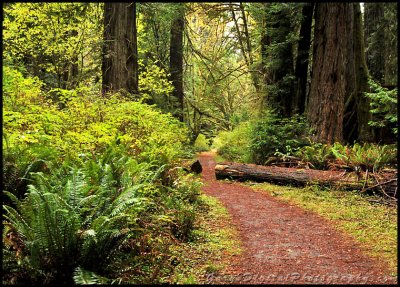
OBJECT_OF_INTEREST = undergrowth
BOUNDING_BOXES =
[2,65,207,285]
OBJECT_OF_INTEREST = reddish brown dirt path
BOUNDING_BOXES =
[198,152,397,284]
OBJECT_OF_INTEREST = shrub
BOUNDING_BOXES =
[213,122,252,162]
[294,141,335,170]
[365,79,397,135]
[294,141,397,171]
[3,144,202,284]
[193,133,210,152]
[330,142,397,171]
[249,114,310,164]
[2,66,201,284]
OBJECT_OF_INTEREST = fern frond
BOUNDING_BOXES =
[73,267,109,284]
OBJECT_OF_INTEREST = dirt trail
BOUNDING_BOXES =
[198,152,396,284]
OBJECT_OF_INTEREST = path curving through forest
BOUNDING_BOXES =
[198,151,396,284]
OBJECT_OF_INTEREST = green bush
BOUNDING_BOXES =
[3,143,202,284]
[213,122,252,162]
[2,66,202,284]
[330,142,397,171]
[249,114,310,165]
[193,133,210,152]
[365,79,397,135]
[294,141,397,171]
[294,141,335,170]
[3,66,189,168]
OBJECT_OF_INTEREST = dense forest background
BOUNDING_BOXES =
[2,2,398,285]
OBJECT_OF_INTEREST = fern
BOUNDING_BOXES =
[73,267,110,285]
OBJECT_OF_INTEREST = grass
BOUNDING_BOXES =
[166,194,242,283]
[248,182,397,275]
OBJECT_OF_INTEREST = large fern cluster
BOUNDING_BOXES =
[3,142,199,284]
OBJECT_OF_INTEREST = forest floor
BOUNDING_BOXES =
[198,151,397,284]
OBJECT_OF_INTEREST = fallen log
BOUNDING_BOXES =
[215,162,397,198]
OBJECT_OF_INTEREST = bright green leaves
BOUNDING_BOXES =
[249,114,310,164]
[3,3,103,88]
[365,79,397,134]
[3,65,189,166]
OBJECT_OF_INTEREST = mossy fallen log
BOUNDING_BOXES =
[215,162,397,198]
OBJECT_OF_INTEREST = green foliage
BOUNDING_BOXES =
[3,3,103,89]
[3,143,202,284]
[2,64,202,284]
[193,134,210,152]
[294,141,397,171]
[3,65,189,167]
[365,79,397,134]
[249,114,310,164]
[138,59,174,109]
[330,142,397,171]
[213,122,252,162]
[293,141,335,170]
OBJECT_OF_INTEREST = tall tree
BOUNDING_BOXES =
[169,4,185,121]
[307,3,352,144]
[3,3,102,90]
[343,3,373,143]
[294,3,314,115]
[382,3,398,87]
[102,3,138,96]
[364,3,397,87]
[230,3,261,93]
[262,4,295,117]
[364,3,385,84]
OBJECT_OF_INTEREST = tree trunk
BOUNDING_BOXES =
[215,162,397,197]
[61,30,79,90]
[307,3,352,144]
[102,3,138,96]
[169,4,185,122]
[382,3,398,87]
[260,3,271,107]
[231,3,262,94]
[263,4,295,117]
[364,3,385,84]
[345,4,373,143]
[294,3,314,115]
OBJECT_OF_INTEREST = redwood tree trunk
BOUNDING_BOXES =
[294,3,314,115]
[265,5,295,117]
[364,3,385,84]
[102,3,138,96]
[307,3,352,144]
[343,3,373,143]
[169,4,185,122]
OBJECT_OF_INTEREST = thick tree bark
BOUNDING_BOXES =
[294,3,314,115]
[102,3,138,96]
[169,4,185,122]
[215,162,397,197]
[307,3,352,144]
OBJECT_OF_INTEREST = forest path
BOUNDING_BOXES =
[198,151,396,284]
